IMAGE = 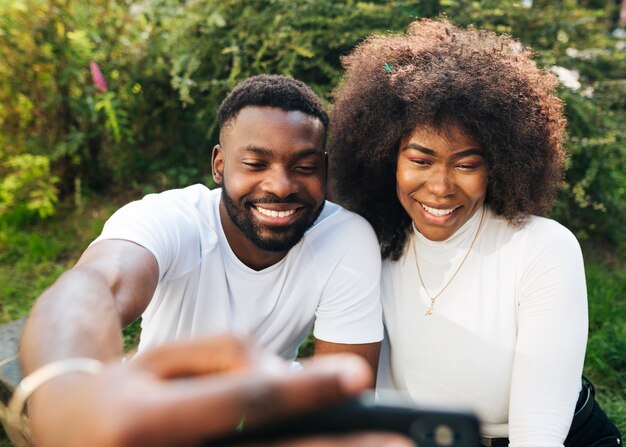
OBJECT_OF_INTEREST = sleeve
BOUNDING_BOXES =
[312,212,384,344]
[92,192,201,281]
[375,330,397,393]
[509,220,588,446]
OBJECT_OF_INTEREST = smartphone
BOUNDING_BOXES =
[206,392,481,446]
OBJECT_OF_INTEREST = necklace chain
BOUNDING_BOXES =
[412,207,486,316]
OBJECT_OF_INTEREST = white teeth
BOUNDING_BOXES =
[421,203,457,217]
[256,207,296,218]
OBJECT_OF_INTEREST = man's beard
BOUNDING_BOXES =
[221,186,325,252]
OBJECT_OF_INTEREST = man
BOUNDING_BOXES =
[17,75,387,446]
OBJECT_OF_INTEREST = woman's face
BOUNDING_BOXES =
[396,126,489,241]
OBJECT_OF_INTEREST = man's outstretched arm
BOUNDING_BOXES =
[19,239,158,372]
[24,333,412,447]
[17,240,412,447]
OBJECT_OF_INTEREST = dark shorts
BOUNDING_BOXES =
[481,378,622,447]
[564,399,621,447]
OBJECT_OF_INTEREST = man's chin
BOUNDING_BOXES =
[251,232,304,252]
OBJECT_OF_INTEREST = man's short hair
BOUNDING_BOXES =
[217,74,329,132]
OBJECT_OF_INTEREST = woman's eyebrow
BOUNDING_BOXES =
[402,143,436,155]
[452,148,484,159]
[402,143,483,159]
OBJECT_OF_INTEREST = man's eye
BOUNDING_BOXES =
[243,162,265,168]
[295,165,317,173]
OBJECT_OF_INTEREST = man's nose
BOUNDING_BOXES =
[261,167,299,198]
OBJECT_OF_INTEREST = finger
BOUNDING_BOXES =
[298,353,373,394]
[260,433,416,447]
[239,369,344,426]
[235,354,374,427]
[131,334,257,378]
[122,354,372,446]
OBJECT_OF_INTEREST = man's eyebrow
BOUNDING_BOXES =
[295,148,324,159]
[240,146,323,159]
[240,146,272,156]
[402,143,483,159]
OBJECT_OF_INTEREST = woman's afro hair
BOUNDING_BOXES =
[329,19,567,260]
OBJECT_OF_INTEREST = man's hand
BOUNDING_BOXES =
[26,335,413,447]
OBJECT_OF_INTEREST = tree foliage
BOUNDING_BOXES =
[0,0,624,247]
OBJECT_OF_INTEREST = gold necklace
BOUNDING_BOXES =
[412,206,486,316]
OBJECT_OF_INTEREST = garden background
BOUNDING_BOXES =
[1,0,624,442]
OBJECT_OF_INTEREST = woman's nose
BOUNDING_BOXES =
[427,167,456,197]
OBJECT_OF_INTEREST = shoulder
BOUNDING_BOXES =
[140,184,217,208]
[98,184,219,250]
[518,215,581,254]
[484,210,580,251]
[300,201,380,271]
[119,184,216,221]
[484,212,584,278]
[306,201,379,247]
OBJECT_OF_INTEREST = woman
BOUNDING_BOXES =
[329,19,620,446]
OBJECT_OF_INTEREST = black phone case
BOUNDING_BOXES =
[206,394,481,446]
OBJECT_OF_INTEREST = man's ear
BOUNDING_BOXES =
[212,144,224,185]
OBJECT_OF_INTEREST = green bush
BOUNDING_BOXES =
[0,154,58,223]
[552,83,626,249]
[0,0,624,248]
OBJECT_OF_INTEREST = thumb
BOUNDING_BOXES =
[130,334,257,378]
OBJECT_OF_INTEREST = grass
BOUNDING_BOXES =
[0,195,624,443]
[0,193,143,446]
[0,192,142,341]
[582,252,626,433]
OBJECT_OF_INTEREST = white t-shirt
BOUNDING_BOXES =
[378,206,587,445]
[95,184,383,360]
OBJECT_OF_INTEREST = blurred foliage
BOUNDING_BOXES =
[0,154,58,223]
[0,0,624,248]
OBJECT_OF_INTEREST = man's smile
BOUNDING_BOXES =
[255,206,297,218]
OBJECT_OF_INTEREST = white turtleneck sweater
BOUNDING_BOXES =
[378,206,588,446]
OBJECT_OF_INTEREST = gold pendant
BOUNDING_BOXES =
[425,299,435,316]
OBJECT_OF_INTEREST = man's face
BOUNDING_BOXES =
[212,106,326,260]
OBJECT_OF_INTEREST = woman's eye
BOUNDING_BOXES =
[410,159,430,166]
[456,161,482,171]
